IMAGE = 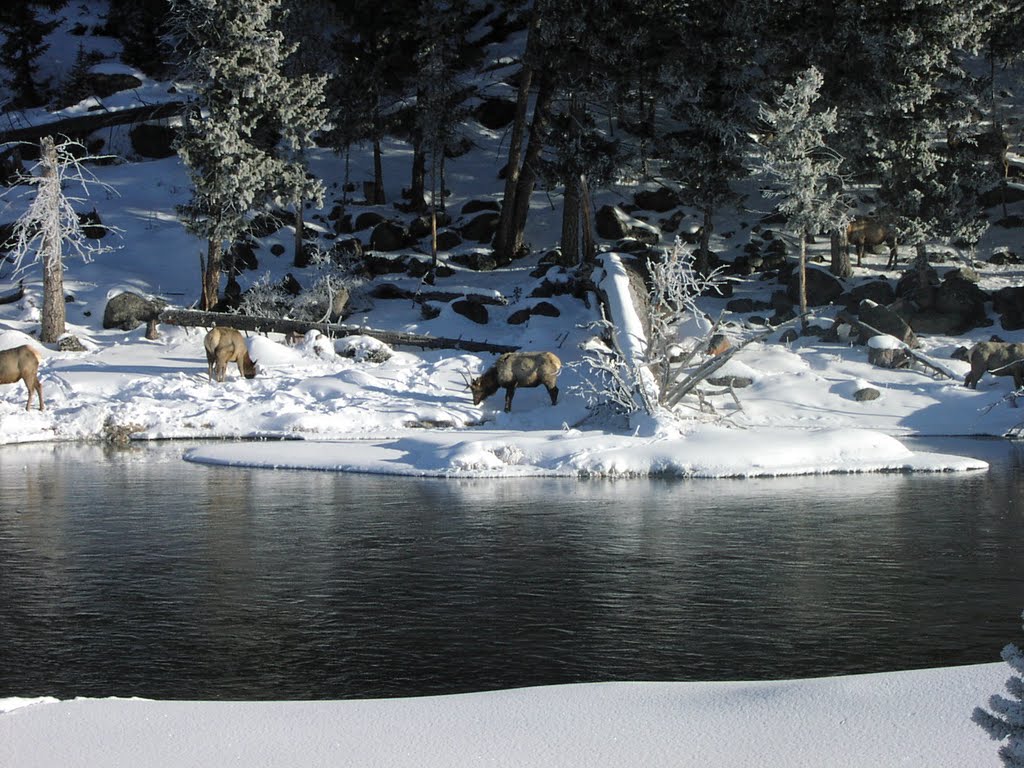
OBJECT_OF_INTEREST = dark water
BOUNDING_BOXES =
[1,436,1022,700]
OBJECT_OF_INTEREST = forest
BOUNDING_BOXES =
[0,0,1022,321]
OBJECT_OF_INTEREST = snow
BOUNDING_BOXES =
[0,664,1011,767]
[1,4,1021,765]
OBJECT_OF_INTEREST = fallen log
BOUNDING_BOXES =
[0,101,188,147]
[158,308,518,354]
[0,280,24,305]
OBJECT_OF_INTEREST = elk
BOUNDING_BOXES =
[204,327,257,382]
[963,341,1024,390]
[467,351,561,412]
[0,344,44,410]
[847,217,898,269]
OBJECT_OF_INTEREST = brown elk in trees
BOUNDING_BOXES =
[963,341,1024,389]
[204,327,257,382]
[467,351,561,412]
[846,217,898,269]
[0,344,44,410]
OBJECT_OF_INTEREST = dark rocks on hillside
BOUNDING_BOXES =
[993,286,1024,330]
[354,211,387,231]
[461,199,501,215]
[475,98,517,129]
[459,212,500,243]
[845,279,896,309]
[370,220,408,251]
[130,124,176,158]
[103,291,166,331]
[450,251,497,271]
[633,187,680,212]
[451,298,489,324]
[786,267,844,306]
[596,205,630,240]
[435,229,463,252]
[78,209,107,239]
[857,299,919,348]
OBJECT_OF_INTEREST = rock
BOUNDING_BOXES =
[787,266,844,307]
[857,299,919,348]
[633,187,680,212]
[130,124,176,159]
[459,212,500,243]
[475,98,516,129]
[103,291,166,331]
[370,220,408,251]
[451,298,489,324]
[596,205,631,240]
[854,387,882,401]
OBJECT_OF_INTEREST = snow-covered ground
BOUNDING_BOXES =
[0,663,1013,768]
[1,4,1022,764]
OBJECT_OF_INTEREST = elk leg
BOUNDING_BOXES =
[547,385,559,405]
[504,385,516,412]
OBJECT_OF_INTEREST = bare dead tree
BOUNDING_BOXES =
[5,136,117,343]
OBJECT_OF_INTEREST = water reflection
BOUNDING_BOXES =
[0,437,1022,700]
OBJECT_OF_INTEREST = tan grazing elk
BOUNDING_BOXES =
[468,351,561,412]
[204,327,257,382]
[963,341,1024,389]
[0,344,44,410]
[847,217,898,269]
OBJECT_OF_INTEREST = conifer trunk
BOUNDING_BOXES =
[202,238,222,311]
[39,136,65,343]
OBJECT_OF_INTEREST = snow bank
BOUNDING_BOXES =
[0,664,1008,768]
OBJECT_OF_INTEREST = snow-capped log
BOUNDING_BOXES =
[0,344,44,410]
[159,308,518,355]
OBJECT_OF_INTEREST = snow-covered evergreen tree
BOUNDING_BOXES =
[974,610,1024,767]
[168,0,327,308]
[759,67,847,324]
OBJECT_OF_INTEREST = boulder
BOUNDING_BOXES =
[370,220,408,251]
[459,212,500,243]
[451,298,489,324]
[130,124,176,159]
[595,205,631,240]
[103,291,166,331]
[633,187,680,212]
[857,299,919,348]
[787,267,844,306]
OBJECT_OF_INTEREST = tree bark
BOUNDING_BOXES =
[560,172,580,266]
[830,227,852,278]
[372,136,385,205]
[492,8,541,261]
[157,308,518,354]
[201,238,222,311]
[293,203,307,268]
[508,75,555,261]
[798,234,808,332]
[39,136,65,344]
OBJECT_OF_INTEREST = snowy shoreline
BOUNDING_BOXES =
[1,663,1010,768]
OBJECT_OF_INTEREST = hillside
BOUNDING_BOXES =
[1,1,1024,460]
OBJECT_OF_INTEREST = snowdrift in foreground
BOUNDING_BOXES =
[184,425,988,477]
[0,663,1008,768]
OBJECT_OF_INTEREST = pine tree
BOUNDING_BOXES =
[759,67,847,326]
[0,2,62,108]
[659,0,761,275]
[168,0,327,308]
[974,610,1024,767]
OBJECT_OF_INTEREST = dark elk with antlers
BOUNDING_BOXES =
[466,351,562,412]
